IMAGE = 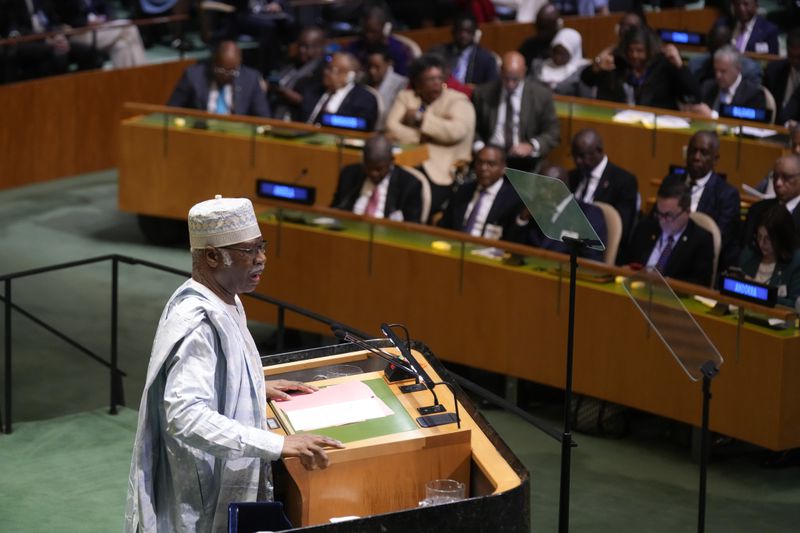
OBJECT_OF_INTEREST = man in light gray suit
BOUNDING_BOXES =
[471,50,560,172]
[365,45,408,130]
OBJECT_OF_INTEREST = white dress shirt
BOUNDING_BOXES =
[353,170,392,219]
[689,172,712,212]
[308,82,355,123]
[575,155,609,202]
[785,193,800,215]
[732,17,757,53]
[207,83,233,115]
[489,81,524,148]
[463,177,504,237]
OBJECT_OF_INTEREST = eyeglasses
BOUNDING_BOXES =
[213,66,240,77]
[772,172,800,183]
[221,241,267,257]
[653,208,686,221]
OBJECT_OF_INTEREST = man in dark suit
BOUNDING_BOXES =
[331,135,423,223]
[505,163,608,262]
[167,41,271,117]
[428,13,498,87]
[698,45,766,116]
[742,154,800,249]
[302,52,379,131]
[661,131,740,271]
[765,28,800,125]
[472,51,560,172]
[518,3,561,67]
[568,128,638,260]
[729,0,779,55]
[627,180,715,287]
[438,145,523,238]
[688,23,762,87]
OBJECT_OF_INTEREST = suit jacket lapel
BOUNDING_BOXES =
[519,82,532,141]
[486,82,500,141]
[385,168,400,215]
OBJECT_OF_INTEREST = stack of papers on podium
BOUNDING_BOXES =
[272,381,395,432]
[612,109,691,129]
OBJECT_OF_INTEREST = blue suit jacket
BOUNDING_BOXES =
[167,62,271,118]
[744,16,780,55]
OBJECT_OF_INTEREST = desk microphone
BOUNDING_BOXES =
[331,324,418,381]
[291,168,309,183]
[380,323,440,408]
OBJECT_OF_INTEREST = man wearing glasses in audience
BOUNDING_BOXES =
[626,180,714,287]
[743,154,800,246]
[167,40,271,117]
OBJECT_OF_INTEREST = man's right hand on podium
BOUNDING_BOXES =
[282,434,345,470]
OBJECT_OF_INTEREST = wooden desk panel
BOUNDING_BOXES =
[118,116,428,217]
[249,215,800,451]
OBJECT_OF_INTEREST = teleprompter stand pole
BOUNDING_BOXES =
[698,360,719,533]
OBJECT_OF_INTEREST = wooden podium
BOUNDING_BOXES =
[261,341,529,532]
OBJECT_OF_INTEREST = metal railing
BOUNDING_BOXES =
[0,254,366,434]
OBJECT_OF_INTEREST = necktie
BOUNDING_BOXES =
[735,30,746,52]
[655,235,675,273]
[504,92,515,151]
[365,185,381,217]
[463,189,487,234]
[581,175,592,202]
[215,88,228,114]
[308,92,331,124]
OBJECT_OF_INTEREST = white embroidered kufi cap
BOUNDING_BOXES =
[188,195,261,249]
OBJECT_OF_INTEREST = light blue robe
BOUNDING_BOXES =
[125,279,284,532]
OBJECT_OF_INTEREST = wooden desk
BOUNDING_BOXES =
[117,105,428,218]
[261,343,528,531]
[248,205,800,452]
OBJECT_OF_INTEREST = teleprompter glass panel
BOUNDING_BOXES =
[622,267,724,382]
[505,168,605,252]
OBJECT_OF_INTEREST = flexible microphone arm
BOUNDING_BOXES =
[380,323,439,407]
[331,326,418,379]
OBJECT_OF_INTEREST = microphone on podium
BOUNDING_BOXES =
[330,324,417,382]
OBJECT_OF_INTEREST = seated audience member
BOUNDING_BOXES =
[693,46,766,119]
[506,163,607,262]
[365,45,408,130]
[472,51,560,172]
[167,41,271,117]
[626,180,715,287]
[386,54,476,217]
[331,135,423,222]
[345,5,412,76]
[661,131,741,270]
[738,204,800,307]
[743,154,800,246]
[768,29,800,126]
[582,26,699,111]
[438,146,522,237]
[568,129,638,257]
[752,125,800,197]
[269,26,326,121]
[688,24,761,87]
[428,13,499,87]
[532,27,592,97]
[221,0,295,73]
[302,52,379,131]
[0,0,95,81]
[57,0,146,68]
[518,4,561,67]
[726,0,778,55]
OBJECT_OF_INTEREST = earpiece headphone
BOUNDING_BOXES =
[346,70,356,84]
[383,21,392,37]
[474,28,482,44]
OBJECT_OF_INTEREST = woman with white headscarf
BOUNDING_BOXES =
[533,27,592,97]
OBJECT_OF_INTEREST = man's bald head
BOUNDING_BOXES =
[501,51,527,92]
[213,41,242,86]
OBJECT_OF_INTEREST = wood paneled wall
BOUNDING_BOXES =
[0,60,193,189]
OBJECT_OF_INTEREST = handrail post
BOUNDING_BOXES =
[277,306,285,353]
[109,257,121,415]
[4,279,12,434]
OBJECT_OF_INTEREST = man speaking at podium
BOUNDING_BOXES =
[125,196,343,532]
